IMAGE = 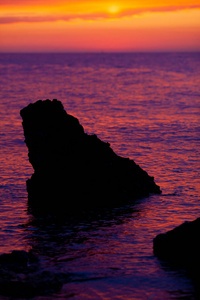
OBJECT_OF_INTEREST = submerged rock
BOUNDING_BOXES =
[0,250,39,273]
[20,99,161,214]
[0,250,69,298]
[153,218,200,292]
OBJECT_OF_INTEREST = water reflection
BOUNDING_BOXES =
[17,194,197,299]
[22,203,141,258]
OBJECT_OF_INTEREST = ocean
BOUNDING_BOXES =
[0,52,199,299]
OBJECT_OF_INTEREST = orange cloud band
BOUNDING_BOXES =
[0,5,200,24]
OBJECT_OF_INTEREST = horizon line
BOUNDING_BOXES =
[0,50,200,54]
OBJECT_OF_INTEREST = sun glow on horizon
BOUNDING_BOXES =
[0,0,200,52]
[108,4,121,14]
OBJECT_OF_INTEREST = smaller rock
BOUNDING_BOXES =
[153,218,200,293]
[0,250,39,273]
[0,250,69,298]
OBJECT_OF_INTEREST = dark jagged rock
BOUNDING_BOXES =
[20,99,161,215]
[153,218,200,293]
[0,250,39,273]
[0,250,69,298]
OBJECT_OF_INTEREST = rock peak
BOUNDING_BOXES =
[20,99,161,215]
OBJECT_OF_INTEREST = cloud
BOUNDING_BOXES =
[119,5,200,18]
[0,5,199,24]
[0,13,108,24]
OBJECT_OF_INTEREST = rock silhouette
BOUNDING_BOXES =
[0,250,69,297]
[20,99,161,215]
[153,218,200,294]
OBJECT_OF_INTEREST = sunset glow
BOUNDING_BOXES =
[108,4,121,14]
[0,0,200,52]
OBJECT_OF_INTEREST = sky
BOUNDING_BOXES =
[0,0,200,52]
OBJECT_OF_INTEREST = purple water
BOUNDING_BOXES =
[0,53,200,299]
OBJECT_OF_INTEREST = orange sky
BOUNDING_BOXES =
[0,0,200,52]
